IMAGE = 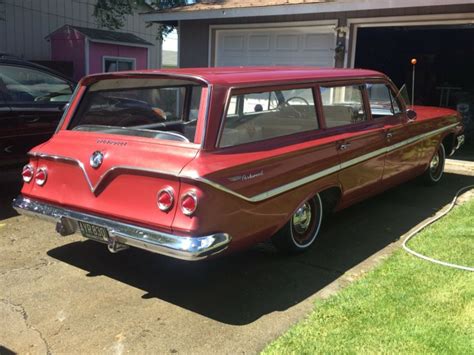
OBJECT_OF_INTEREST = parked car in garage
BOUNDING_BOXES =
[13,67,464,261]
[0,55,75,168]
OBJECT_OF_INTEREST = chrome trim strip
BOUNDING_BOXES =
[13,195,231,261]
[28,152,180,194]
[186,123,458,202]
[30,123,457,202]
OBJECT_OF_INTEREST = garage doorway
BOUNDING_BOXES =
[354,25,474,112]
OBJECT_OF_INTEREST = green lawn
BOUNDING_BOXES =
[263,199,474,354]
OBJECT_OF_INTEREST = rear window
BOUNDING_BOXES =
[219,87,318,147]
[68,78,204,144]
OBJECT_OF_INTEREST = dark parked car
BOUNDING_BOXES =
[0,55,75,168]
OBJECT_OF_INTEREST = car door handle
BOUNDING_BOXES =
[338,142,351,151]
[386,132,393,140]
[19,115,41,123]
[4,145,14,154]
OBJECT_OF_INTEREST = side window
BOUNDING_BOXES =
[366,83,402,118]
[0,64,72,104]
[320,85,366,127]
[220,87,318,147]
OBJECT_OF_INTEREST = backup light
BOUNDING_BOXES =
[35,168,48,186]
[22,164,34,183]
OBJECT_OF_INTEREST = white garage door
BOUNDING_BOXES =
[215,25,336,67]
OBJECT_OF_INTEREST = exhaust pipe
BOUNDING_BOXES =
[107,236,129,253]
[56,217,76,236]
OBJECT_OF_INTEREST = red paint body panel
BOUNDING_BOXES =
[19,67,462,255]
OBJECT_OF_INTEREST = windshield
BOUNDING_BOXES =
[68,78,204,143]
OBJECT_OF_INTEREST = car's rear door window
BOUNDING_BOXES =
[219,87,318,147]
[320,85,367,127]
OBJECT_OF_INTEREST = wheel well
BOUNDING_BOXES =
[442,133,455,156]
[319,186,342,214]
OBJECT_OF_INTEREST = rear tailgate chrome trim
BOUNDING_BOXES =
[13,195,231,261]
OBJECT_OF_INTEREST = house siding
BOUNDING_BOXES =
[0,0,161,68]
[178,3,474,68]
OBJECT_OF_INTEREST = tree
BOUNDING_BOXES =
[93,0,192,39]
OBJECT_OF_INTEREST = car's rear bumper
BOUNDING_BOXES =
[13,195,231,261]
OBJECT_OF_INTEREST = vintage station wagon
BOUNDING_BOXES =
[13,67,464,260]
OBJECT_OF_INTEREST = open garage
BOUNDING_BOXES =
[354,25,474,108]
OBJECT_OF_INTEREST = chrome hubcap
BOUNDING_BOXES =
[430,153,440,170]
[292,202,312,234]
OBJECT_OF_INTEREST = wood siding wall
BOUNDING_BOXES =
[179,3,474,68]
[0,0,161,68]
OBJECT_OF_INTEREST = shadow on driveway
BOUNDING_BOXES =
[46,173,474,325]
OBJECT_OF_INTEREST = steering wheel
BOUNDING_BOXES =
[284,96,310,106]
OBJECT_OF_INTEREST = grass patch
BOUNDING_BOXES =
[263,199,474,354]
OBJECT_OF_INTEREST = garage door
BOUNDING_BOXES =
[215,25,336,67]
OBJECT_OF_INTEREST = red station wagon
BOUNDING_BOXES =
[13,67,464,260]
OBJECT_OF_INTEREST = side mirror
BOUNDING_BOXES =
[406,109,417,121]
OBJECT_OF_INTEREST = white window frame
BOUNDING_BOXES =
[102,56,137,73]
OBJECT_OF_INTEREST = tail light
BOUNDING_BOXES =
[35,168,48,186]
[22,164,34,183]
[157,187,174,212]
[180,190,198,216]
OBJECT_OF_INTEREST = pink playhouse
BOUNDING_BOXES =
[47,25,153,81]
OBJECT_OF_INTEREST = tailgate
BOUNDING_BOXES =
[21,131,198,231]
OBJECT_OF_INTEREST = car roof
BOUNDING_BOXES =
[82,66,386,87]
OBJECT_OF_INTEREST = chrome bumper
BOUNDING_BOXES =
[13,195,231,261]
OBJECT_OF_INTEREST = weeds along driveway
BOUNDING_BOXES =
[0,172,473,354]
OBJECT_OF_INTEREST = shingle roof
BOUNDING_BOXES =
[57,25,154,46]
[150,0,328,13]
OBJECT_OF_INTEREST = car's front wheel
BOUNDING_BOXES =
[272,193,323,253]
[423,143,446,185]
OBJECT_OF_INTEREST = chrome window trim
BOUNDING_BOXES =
[55,83,81,134]
[30,123,457,202]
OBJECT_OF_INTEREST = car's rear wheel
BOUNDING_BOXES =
[272,193,323,253]
[423,143,445,185]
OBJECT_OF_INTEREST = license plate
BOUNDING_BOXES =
[78,221,109,241]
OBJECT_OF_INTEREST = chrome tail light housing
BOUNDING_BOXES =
[180,190,198,216]
[22,164,34,183]
[35,168,48,186]
[157,186,175,212]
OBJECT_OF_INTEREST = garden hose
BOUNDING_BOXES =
[402,185,474,272]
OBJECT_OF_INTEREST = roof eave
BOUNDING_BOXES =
[142,0,473,23]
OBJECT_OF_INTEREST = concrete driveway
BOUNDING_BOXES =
[1,172,473,354]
